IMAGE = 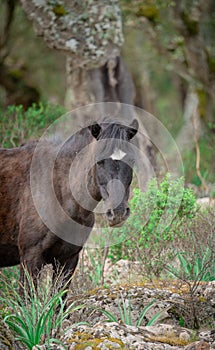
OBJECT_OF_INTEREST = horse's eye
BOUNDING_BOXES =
[97,160,104,166]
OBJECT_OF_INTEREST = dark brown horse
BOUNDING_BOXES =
[0,119,138,283]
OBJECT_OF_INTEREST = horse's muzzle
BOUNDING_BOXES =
[106,207,130,227]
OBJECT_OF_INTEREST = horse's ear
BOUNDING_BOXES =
[88,123,101,140]
[127,119,139,140]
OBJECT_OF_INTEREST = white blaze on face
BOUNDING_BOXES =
[110,148,126,160]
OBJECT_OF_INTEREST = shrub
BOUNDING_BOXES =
[107,175,197,277]
[0,103,65,148]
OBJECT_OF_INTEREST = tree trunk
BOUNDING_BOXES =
[0,62,40,108]
[0,0,40,108]
[172,0,215,122]
[64,55,135,107]
[20,0,134,108]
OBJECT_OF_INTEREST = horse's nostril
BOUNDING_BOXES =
[106,209,114,220]
[125,207,130,217]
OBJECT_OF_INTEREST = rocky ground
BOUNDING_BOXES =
[60,280,215,350]
[0,261,215,349]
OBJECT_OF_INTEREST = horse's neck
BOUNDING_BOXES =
[71,154,101,211]
[55,147,101,213]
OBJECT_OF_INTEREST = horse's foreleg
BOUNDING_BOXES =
[64,253,80,279]
[19,246,46,296]
[18,214,48,287]
[52,251,81,290]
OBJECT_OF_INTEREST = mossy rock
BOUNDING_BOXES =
[148,335,189,346]
[67,331,126,349]
[52,4,68,16]
[136,5,159,21]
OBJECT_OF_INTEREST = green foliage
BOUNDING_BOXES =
[0,266,20,292]
[0,268,85,349]
[95,294,168,327]
[86,248,104,287]
[168,249,215,282]
[0,103,65,148]
[108,175,197,276]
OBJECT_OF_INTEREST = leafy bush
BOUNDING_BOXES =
[107,175,197,277]
[0,103,65,148]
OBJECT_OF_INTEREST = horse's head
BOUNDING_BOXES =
[89,119,138,227]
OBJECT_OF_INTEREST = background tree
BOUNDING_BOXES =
[0,0,40,108]
[121,0,215,118]
[120,0,215,192]
[20,0,135,109]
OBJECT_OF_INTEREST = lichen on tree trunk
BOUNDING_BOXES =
[20,0,136,107]
[20,0,123,70]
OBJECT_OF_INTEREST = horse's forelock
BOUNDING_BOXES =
[94,123,132,161]
[99,123,129,141]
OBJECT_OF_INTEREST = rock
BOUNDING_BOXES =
[104,258,143,284]
[63,283,215,349]
[199,329,215,348]
[144,324,178,337]
[197,197,215,208]
[63,322,194,349]
[0,319,17,350]
[99,339,121,349]
[184,340,211,350]
[202,282,215,306]
[179,331,192,342]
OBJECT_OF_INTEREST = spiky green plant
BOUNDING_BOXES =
[168,249,215,282]
[0,267,85,350]
[93,293,170,327]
